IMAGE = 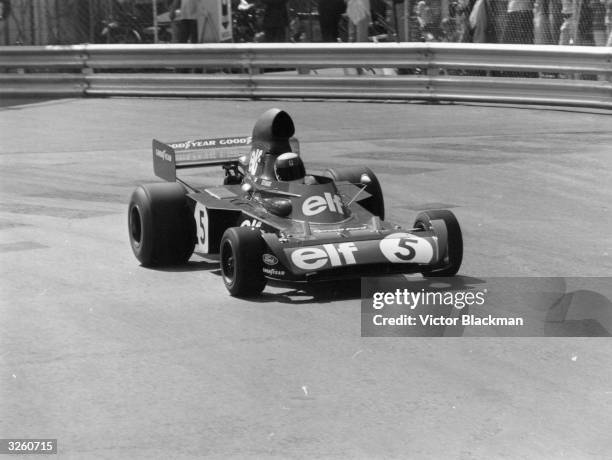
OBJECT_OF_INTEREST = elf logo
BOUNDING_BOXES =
[240,219,262,228]
[248,148,263,175]
[302,193,344,216]
[290,243,358,270]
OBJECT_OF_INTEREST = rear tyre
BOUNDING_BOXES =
[219,227,267,297]
[128,183,195,266]
[414,209,462,276]
[324,166,385,220]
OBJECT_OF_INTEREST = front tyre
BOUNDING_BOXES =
[128,183,195,266]
[414,209,463,276]
[219,227,267,297]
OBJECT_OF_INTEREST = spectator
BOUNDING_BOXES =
[607,0,612,38]
[0,0,11,20]
[454,0,476,42]
[501,0,535,43]
[369,0,388,36]
[534,0,563,44]
[260,0,290,42]
[416,0,443,41]
[170,0,201,43]
[558,0,600,45]
[468,0,496,42]
[317,0,346,42]
[558,0,573,43]
[347,0,371,42]
[576,0,595,44]
[592,0,607,45]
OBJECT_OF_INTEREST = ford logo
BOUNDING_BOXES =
[262,254,278,266]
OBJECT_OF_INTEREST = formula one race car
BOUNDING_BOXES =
[128,108,462,297]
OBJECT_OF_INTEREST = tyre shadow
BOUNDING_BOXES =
[256,279,365,304]
[148,259,219,273]
[250,275,487,305]
[147,259,487,306]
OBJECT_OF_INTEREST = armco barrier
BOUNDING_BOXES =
[1,43,610,109]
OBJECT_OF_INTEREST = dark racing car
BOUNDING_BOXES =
[128,108,463,297]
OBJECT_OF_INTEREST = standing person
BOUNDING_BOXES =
[416,0,443,41]
[261,0,290,42]
[317,0,347,42]
[347,0,371,42]
[501,0,535,43]
[591,0,607,45]
[0,0,11,21]
[170,0,201,43]
[534,0,563,44]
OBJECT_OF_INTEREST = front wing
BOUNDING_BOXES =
[260,231,444,282]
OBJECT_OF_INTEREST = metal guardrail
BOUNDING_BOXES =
[1,43,611,109]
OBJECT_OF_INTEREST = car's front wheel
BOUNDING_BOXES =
[219,227,267,297]
[414,209,463,276]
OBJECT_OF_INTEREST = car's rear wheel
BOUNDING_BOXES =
[324,166,385,220]
[128,183,195,266]
[414,210,462,276]
[220,227,267,297]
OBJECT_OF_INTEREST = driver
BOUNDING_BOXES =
[274,152,306,182]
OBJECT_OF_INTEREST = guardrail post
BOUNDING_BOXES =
[246,47,259,75]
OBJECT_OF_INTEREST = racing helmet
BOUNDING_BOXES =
[274,152,305,181]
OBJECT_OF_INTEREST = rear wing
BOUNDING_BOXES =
[152,136,300,182]
[153,136,252,182]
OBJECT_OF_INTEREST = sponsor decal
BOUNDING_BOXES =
[169,136,251,150]
[379,233,434,264]
[291,242,358,270]
[218,137,251,145]
[240,219,262,228]
[194,202,209,253]
[262,254,278,266]
[302,193,344,216]
[248,148,263,175]
[155,148,172,162]
[170,139,217,149]
[263,267,286,277]
[262,267,285,276]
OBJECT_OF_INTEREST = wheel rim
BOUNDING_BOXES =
[129,205,142,248]
[221,240,235,285]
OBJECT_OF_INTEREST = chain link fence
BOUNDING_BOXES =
[0,0,609,46]
[0,0,173,45]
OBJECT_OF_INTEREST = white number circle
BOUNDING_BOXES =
[379,232,434,264]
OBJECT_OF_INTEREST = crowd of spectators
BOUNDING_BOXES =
[418,0,612,46]
[235,0,612,46]
[57,0,610,46]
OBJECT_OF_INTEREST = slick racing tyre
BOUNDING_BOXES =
[128,183,195,266]
[414,209,463,276]
[324,166,385,220]
[219,227,267,297]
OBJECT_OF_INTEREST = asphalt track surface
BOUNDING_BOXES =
[1,98,611,459]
